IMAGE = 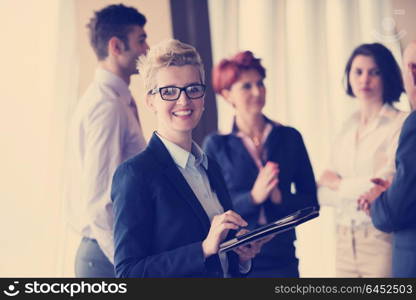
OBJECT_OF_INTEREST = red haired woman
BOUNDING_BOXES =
[203,51,318,277]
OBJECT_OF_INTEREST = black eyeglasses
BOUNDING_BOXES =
[148,83,206,101]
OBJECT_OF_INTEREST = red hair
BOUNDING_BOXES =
[212,51,266,94]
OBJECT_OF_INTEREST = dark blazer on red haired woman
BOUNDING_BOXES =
[203,117,319,275]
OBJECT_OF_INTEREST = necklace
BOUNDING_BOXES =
[247,127,265,148]
[238,118,266,147]
[251,135,262,147]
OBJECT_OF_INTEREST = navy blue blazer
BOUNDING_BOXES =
[111,133,241,277]
[203,117,318,270]
[371,111,416,277]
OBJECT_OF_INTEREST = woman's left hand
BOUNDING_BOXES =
[233,229,273,263]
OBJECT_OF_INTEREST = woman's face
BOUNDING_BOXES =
[222,69,266,116]
[147,65,205,140]
[349,55,384,103]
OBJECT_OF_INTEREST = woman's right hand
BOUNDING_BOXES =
[251,161,279,205]
[202,210,248,258]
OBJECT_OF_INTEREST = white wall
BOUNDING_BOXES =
[0,0,61,276]
[0,0,172,277]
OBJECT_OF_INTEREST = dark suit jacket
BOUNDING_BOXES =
[111,133,241,278]
[371,111,416,277]
[203,117,319,270]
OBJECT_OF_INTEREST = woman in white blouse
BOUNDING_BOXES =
[318,43,408,277]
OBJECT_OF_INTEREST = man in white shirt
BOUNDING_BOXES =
[66,4,148,277]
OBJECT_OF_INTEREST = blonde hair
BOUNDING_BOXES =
[137,39,205,93]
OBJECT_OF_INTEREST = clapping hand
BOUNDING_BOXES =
[251,162,280,204]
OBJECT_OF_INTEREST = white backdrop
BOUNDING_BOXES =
[0,0,71,276]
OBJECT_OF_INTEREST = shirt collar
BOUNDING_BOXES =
[94,67,132,105]
[351,103,400,124]
[231,115,278,134]
[236,122,273,143]
[232,115,275,142]
[379,103,400,121]
[156,132,208,169]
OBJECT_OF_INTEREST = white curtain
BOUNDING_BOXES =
[53,1,80,277]
[208,0,408,277]
[0,0,78,276]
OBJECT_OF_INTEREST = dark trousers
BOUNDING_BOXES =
[75,237,115,278]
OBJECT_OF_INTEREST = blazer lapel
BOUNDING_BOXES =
[148,133,211,233]
[263,124,282,164]
[228,136,259,172]
[163,164,211,232]
[230,116,283,167]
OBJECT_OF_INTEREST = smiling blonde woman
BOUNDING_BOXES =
[111,39,270,278]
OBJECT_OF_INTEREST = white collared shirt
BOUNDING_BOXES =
[318,104,408,227]
[65,68,146,263]
[155,133,232,275]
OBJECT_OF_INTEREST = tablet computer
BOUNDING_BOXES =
[219,206,319,253]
